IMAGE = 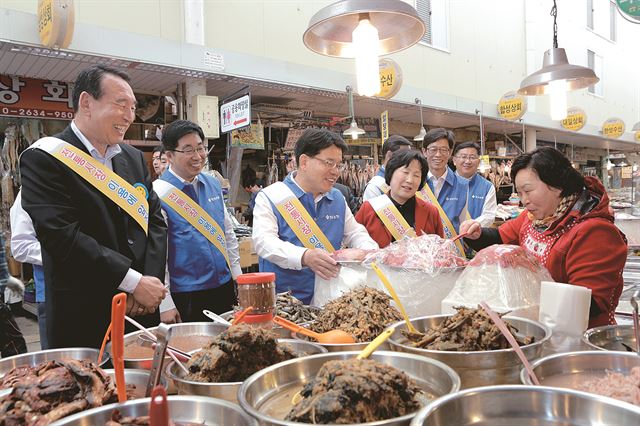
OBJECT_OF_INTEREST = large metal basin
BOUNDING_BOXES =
[239,350,461,426]
[410,385,640,425]
[102,368,151,400]
[388,315,551,388]
[0,348,108,380]
[165,339,327,402]
[49,395,257,425]
[583,324,637,352]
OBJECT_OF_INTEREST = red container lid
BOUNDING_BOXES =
[236,272,276,285]
[233,311,274,324]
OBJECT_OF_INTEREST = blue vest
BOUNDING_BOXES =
[467,173,494,220]
[259,174,346,304]
[426,167,469,233]
[376,166,385,178]
[34,264,45,303]
[160,171,231,293]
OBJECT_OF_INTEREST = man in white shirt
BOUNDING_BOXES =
[452,141,497,227]
[253,129,378,304]
[362,135,412,201]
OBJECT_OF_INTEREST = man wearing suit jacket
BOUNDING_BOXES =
[20,65,169,348]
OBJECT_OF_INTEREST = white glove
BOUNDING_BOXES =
[6,276,25,296]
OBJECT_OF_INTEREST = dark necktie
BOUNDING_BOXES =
[182,183,199,204]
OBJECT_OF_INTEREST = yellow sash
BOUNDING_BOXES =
[263,182,336,253]
[369,194,416,241]
[32,137,149,234]
[416,185,465,256]
[153,179,231,271]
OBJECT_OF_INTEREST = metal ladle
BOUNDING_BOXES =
[630,291,640,356]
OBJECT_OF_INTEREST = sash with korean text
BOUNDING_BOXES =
[416,185,465,256]
[262,182,336,253]
[368,194,416,241]
[31,137,149,234]
[153,179,231,271]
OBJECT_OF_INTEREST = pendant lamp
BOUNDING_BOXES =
[303,0,425,97]
[413,98,426,141]
[343,86,365,140]
[518,0,599,120]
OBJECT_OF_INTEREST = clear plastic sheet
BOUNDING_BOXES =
[442,244,553,320]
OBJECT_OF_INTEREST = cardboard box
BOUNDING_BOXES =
[238,238,258,268]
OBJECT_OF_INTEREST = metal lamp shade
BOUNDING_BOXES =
[343,120,366,138]
[303,0,426,58]
[632,122,640,132]
[518,48,599,96]
[414,127,427,142]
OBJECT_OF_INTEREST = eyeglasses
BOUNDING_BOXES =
[312,156,346,171]
[455,155,479,162]
[425,147,451,155]
[172,145,207,155]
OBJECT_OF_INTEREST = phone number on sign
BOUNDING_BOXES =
[0,107,74,119]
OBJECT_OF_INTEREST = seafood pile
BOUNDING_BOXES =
[276,292,320,325]
[286,358,422,424]
[579,367,640,405]
[310,287,403,343]
[186,324,297,383]
[402,306,534,351]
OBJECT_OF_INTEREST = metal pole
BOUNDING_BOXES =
[478,109,485,155]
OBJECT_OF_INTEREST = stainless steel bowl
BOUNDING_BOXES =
[108,322,226,369]
[0,348,108,379]
[520,350,640,396]
[388,315,551,389]
[239,350,461,426]
[102,369,151,400]
[410,385,640,425]
[49,395,257,426]
[583,324,638,352]
[165,339,327,402]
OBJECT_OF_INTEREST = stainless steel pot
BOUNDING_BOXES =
[583,324,637,352]
[387,315,551,388]
[239,350,461,426]
[102,368,151,400]
[0,348,108,379]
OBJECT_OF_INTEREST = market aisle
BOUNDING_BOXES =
[15,314,40,353]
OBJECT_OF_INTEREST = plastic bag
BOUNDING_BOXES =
[311,263,375,307]
[442,244,552,319]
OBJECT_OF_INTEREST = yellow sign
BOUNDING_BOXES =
[635,131,640,143]
[37,0,75,49]
[602,118,625,139]
[380,110,389,143]
[377,59,403,99]
[621,166,632,179]
[561,107,587,131]
[497,91,527,121]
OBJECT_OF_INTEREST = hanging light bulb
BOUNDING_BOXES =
[343,86,365,140]
[548,80,568,120]
[352,17,380,97]
[607,160,614,170]
[413,98,426,141]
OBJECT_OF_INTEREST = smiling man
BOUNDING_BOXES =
[154,120,242,321]
[19,65,167,348]
[253,128,377,304]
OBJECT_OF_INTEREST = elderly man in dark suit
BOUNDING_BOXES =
[20,65,170,348]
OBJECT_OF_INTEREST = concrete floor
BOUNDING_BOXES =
[15,312,42,353]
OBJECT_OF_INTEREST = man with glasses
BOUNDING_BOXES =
[363,135,412,201]
[452,142,497,226]
[253,128,377,304]
[155,120,242,321]
[420,128,469,253]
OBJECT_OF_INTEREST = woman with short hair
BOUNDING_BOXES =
[461,146,627,328]
[356,150,443,248]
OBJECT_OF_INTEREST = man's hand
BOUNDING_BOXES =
[132,276,167,313]
[160,308,181,324]
[459,220,482,240]
[302,249,340,280]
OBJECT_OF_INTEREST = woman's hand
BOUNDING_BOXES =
[459,220,482,240]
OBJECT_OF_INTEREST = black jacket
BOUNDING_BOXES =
[20,126,167,348]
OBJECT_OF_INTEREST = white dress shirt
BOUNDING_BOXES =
[253,173,378,271]
[9,191,41,266]
[428,168,448,198]
[476,184,498,227]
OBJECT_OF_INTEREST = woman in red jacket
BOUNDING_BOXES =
[356,150,443,248]
[461,147,627,328]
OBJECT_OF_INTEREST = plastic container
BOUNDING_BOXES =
[236,272,276,315]
[234,311,274,330]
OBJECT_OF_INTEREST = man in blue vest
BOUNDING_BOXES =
[156,120,242,321]
[253,129,378,304]
[421,128,469,233]
[452,141,497,227]
[363,135,412,201]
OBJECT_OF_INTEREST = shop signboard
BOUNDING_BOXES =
[284,127,305,151]
[220,94,250,133]
[560,107,587,131]
[635,131,640,143]
[616,0,640,23]
[380,110,389,142]
[231,121,264,150]
[497,91,527,121]
[38,0,75,49]
[602,118,625,139]
[377,59,402,99]
[0,74,73,119]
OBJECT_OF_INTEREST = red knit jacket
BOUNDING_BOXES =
[355,196,444,248]
[498,177,627,328]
